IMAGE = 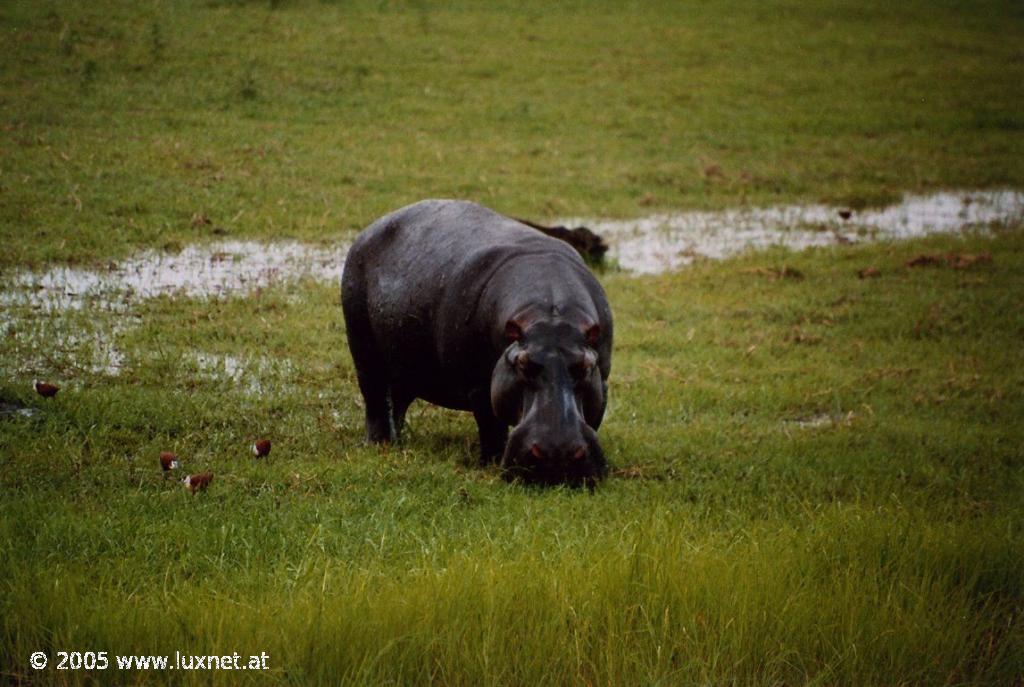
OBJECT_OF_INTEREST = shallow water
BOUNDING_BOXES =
[3,191,1020,313]
[0,241,342,382]
[1,312,128,378]
[2,240,348,313]
[2,189,1021,382]
[189,351,294,396]
[559,190,1024,274]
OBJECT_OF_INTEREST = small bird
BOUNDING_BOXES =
[838,209,852,221]
[182,472,213,494]
[251,439,272,458]
[159,451,180,473]
[34,380,60,398]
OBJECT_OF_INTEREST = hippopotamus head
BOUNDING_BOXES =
[490,318,607,487]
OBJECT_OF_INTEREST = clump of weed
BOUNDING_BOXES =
[58,24,79,56]
[350,64,371,82]
[827,188,903,211]
[80,59,98,91]
[238,65,259,101]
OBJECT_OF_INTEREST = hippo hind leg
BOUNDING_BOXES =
[355,378,411,444]
[352,353,394,443]
[342,271,394,443]
[390,385,415,436]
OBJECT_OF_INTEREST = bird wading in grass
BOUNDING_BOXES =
[34,380,59,398]
[160,451,180,474]
[252,439,272,458]
[182,472,213,494]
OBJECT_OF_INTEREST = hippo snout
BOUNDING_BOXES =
[529,439,588,463]
[503,421,607,487]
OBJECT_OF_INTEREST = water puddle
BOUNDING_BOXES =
[559,190,1024,274]
[1,312,128,378]
[2,240,347,313]
[0,399,39,420]
[2,191,1020,313]
[0,241,341,383]
[783,411,856,431]
[1,189,1020,385]
[188,352,294,395]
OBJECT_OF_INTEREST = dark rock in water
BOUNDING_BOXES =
[515,218,609,267]
[0,398,39,419]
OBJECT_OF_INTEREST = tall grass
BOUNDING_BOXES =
[2,232,1022,684]
[3,505,1020,685]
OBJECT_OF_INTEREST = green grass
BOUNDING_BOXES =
[2,231,1022,684]
[2,0,1024,685]
[2,0,1023,267]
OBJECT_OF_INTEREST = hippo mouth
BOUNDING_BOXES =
[500,423,608,489]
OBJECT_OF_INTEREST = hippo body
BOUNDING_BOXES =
[341,199,613,486]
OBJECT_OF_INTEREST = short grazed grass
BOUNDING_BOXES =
[2,0,1023,685]
[2,0,1023,267]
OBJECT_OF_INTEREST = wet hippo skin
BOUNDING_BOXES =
[342,199,613,487]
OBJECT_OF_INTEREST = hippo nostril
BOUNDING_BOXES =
[530,443,545,460]
[570,444,587,461]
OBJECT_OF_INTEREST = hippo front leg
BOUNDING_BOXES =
[470,391,508,464]
[591,380,609,430]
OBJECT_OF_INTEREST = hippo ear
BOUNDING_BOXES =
[583,323,601,346]
[505,319,524,342]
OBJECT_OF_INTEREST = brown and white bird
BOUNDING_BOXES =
[34,380,60,398]
[182,471,213,494]
[251,439,272,458]
[159,451,180,473]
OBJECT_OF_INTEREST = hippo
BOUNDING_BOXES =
[341,199,613,487]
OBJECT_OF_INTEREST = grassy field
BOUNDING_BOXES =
[2,0,1024,685]
[2,0,1023,267]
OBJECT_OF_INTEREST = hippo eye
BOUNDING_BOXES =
[569,360,592,381]
[515,353,540,377]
